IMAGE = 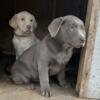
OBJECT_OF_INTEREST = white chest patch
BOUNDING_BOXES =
[13,34,38,57]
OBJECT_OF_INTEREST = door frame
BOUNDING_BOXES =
[76,0,100,99]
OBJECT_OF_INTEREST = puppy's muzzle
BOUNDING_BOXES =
[27,25,31,30]
[79,37,86,47]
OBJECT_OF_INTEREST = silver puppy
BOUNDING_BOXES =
[11,15,86,97]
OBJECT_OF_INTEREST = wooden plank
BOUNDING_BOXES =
[76,0,100,99]
[76,0,93,94]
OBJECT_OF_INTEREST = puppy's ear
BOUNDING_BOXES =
[48,17,63,37]
[33,16,37,31]
[9,14,18,29]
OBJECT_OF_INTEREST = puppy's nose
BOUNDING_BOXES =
[80,37,86,43]
[27,25,31,30]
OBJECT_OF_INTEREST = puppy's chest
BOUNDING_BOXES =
[13,35,34,52]
[49,49,73,75]
[55,48,73,64]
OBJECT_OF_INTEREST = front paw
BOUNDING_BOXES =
[41,89,51,97]
[25,83,35,90]
[59,80,71,88]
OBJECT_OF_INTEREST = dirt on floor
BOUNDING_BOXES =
[0,72,91,100]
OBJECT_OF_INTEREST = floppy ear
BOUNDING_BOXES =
[48,17,63,37]
[9,14,18,29]
[33,16,37,31]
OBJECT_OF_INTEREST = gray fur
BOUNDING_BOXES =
[11,15,86,97]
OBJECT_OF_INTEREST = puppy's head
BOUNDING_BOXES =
[9,11,37,35]
[48,15,86,48]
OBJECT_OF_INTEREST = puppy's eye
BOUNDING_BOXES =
[30,19,33,22]
[71,24,77,30]
[71,26,74,29]
[71,25,75,30]
[21,18,25,21]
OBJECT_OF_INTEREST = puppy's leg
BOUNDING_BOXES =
[11,62,35,89]
[57,70,71,88]
[12,73,35,90]
[38,61,51,97]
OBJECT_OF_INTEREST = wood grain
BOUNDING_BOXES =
[76,0,100,99]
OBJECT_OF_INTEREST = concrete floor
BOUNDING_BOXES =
[0,73,91,100]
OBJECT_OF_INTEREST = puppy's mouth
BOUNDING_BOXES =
[65,41,85,48]
[23,29,33,34]
[25,29,32,33]
[75,42,86,48]
[66,41,75,47]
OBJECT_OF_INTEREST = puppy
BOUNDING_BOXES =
[11,15,86,97]
[9,11,39,58]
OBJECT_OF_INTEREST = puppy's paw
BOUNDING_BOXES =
[41,89,51,97]
[24,83,35,90]
[59,80,71,89]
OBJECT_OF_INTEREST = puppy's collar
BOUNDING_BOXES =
[14,33,32,37]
